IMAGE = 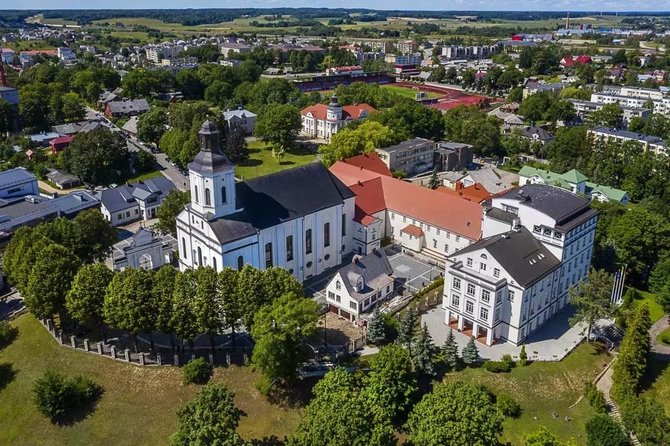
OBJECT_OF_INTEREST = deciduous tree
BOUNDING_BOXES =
[569,269,615,341]
[66,263,115,332]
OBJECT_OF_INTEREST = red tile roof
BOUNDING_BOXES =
[50,135,73,146]
[300,103,375,121]
[331,161,483,240]
[436,182,492,204]
[401,224,424,237]
[340,152,392,177]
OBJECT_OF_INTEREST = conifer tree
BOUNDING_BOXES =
[366,305,386,345]
[413,323,436,375]
[462,336,480,366]
[442,328,460,370]
[519,345,528,366]
[398,306,418,356]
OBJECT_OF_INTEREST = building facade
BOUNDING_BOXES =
[375,138,436,176]
[300,95,375,140]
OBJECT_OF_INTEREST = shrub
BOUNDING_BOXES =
[483,360,512,373]
[496,394,521,418]
[519,345,528,366]
[585,414,629,446]
[32,370,101,423]
[0,321,18,349]
[182,357,213,385]
[501,354,516,369]
[584,382,607,414]
[659,332,670,346]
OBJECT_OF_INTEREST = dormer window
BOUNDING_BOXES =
[356,277,364,292]
[336,281,341,291]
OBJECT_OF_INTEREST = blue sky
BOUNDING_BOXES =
[1,0,668,11]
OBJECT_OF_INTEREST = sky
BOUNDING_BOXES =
[0,0,668,11]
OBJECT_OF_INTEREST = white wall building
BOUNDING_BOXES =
[176,121,356,283]
[300,95,375,141]
[443,184,598,345]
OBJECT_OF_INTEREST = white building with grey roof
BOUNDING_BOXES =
[443,184,597,346]
[324,249,395,325]
[96,177,176,226]
[109,228,177,271]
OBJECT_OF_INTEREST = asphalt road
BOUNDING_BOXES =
[0,289,24,320]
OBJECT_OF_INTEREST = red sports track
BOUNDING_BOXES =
[393,81,500,111]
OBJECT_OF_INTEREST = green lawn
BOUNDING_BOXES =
[644,357,670,414]
[126,169,163,183]
[235,141,318,180]
[381,84,441,100]
[0,315,301,446]
[444,342,611,445]
[656,326,670,346]
[631,289,665,323]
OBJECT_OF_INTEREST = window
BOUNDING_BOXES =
[436,228,440,235]
[466,258,473,267]
[237,256,243,270]
[444,244,449,253]
[182,238,187,258]
[194,185,199,203]
[342,214,346,236]
[403,216,407,223]
[494,268,500,278]
[335,294,341,303]
[350,301,357,311]
[221,186,227,204]
[481,263,487,271]
[479,307,489,321]
[446,232,450,239]
[328,291,335,300]
[324,223,330,247]
[466,283,476,296]
[391,212,395,220]
[543,228,552,236]
[205,188,211,205]
[533,225,541,233]
[451,294,459,307]
[265,242,273,268]
[502,204,518,215]
[305,229,312,254]
[433,239,437,249]
[452,277,461,290]
[465,300,474,314]
[481,289,490,303]
[212,257,217,271]
[286,235,294,262]
[336,281,341,291]
[495,308,501,322]
[197,247,202,266]
[455,235,460,242]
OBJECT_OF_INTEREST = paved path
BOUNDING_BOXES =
[650,316,670,356]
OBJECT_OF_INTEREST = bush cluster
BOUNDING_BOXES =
[496,394,521,418]
[0,321,18,349]
[32,370,101,422]
[584,382,607,414]
[182,357,213,385]
[483,354,516,373]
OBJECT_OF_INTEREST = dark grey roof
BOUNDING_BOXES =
[46,169,79,186]
[0,167,36,188]
[336,249,394,302]
[106,99,150,114]
[454,227,561,288]
[485,207,517,224]
[591,127,665,144]
[98,177,175,213]
[496,184,591,226]
[236,162,355,230]
[521,126,554,142]
[378,137,433,154]
[188,121,234,174]
[209,210,258,245]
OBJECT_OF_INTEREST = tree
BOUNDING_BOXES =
[442,328,460,370]
[155,190,190,237]
[620,396,670,446]
[366,305,386,345]
[32,370,101,423]
[398,306,418,356]
[25,244,81,320]
[60,92,86,123]
[590,103,624,128]
[222,124,248,163]
[319,120,402,166]
[413,323,437,375]
[236,265,265,329]
[288,368,396,446]
[611,304,651,401]
[407,381,504,446]
[194,267,223,351]
[0,98,16,134]
[137,108,168,148]
[362,344,417,423]
[519,345,528,366]
[524,426,564,446]
[568,269,615,341]
[72,209,117,263]
[260,267,303,305]
[251,292,319,387]
[103,268,157,352]
[171,269,201,352]
[170,383,245,446]
[586,414,629,446]
[461,336,480,366]
[254,103,301,155]
[61,128,129,185]
[428,169,440,189]
[218,268,242,347]
[66,264,115,333]
[153,265,178,348]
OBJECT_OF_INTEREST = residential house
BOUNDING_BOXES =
[587,127,667,156]
[300,95,375,141]
[176,121,356,283]
[519,126,555,146]
[97,177,176,226]
[325,249,395,325]
[49,135,73,154]
[105,99,150,118]
[46,169,81,190]
[223,107,257,134]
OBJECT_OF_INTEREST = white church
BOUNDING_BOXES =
[176,121,356,282]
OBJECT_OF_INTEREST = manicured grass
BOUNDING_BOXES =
[644,358,670,414]
[381,84,441,100]
[235,141,318,180]
[126,169,163,183]
[444,342,611,445]
[631,290,665,323]
[0,315,301,445]
[656,326,670,346]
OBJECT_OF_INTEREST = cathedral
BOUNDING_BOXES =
[176,121,356,282]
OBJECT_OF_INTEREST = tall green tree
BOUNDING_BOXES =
[170,383,245,446]
[171,269,201,352]
[103,268,157,352]
[585,414,629,446]
[237,265,264,329]
[218,268,242,347]
[398,306,418,356]
[66,263,115,332]
[153,265,178,348]
[568,269,615,341]
[611,304,652,401]
[61,128,129,185]
[254,103,301,157]
[442,328,460,370]
[413,323,437,375]
[524,426,564,446]
[407,381,504,446]
[366,305,386,345]
[72,209,117,263]
[155,190,190,237]
[194,267,224,351]
[137,108,168,148]
[251,292,319,387]
[462,337,480,365]
[361,344,417,423]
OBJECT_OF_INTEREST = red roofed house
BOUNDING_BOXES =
[49,135,73,154]
[560,55,592,68]
[301,94,375,140]
[436,182,492,204]
[330,159,483,259]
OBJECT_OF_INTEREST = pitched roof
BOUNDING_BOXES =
[0,167,36,188]
[561,169,588,184]
[329,161,386,187]
[335,249,394,302]
[340,152,392,177]
[454,227,561,287]
[208,210,258,244]
[496,184,591,225]
[436,183,492,204]
[106,99,150,114]
[300,103,375,121]
[585,182,628,202]
[237,162,355,230]
[401,224,424,237]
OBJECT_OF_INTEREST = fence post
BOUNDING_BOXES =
[226,352,231,366]
[156,352,162,366]
[97,342,104,355]
[70,335,77,349]
[173,354,180,366]
[110,346,117,359]
[124,349,131,362]
[138,353,145,366]
[208,353,214,364]
[83,339,90,352]
[191,352,196,362]
[57,330,66,345]
[46,319,54,333]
